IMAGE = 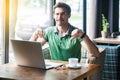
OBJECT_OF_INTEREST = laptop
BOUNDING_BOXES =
[11,39,63,69]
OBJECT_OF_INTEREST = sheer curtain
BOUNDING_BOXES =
[87,0,97,40]
[0,0,5,64]
[10,0,18,38]
[0,0,16,63]
[9,0,18,63]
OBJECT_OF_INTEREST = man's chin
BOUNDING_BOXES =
[56,23,62,26]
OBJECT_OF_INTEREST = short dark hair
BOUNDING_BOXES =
[53,2,71,15]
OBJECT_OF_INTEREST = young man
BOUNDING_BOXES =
[30,2,99,61]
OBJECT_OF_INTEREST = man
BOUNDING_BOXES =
[30,2,99,61]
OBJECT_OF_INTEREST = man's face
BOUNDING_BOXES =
[53,7,70,26]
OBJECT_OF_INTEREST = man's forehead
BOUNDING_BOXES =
[54,7,67,13]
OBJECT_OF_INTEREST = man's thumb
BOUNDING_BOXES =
[70,37,74,41]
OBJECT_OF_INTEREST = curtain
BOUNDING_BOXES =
[87,0,119,40]
[87,0,102,40]
[0,0,5,64]
[9,0,18,63]
[10,0,18,38]
[108,0,119,32]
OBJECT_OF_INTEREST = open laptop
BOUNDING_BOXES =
[11,39,63,69]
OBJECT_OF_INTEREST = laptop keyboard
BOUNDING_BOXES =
[45,60,63,68]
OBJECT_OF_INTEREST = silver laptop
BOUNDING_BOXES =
[11,39,63,69]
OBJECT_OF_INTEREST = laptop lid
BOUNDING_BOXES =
[11,39,62,69]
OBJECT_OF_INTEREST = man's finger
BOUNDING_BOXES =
[70,37,75,41]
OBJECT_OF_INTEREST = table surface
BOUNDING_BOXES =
[93,37,120,44]
[0,61,101,80]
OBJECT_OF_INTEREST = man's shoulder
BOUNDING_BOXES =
[46,26,55,30]
[45,26,55,34]
[69,24,79,31]
[44,27,55,40]
[69,24,77,29]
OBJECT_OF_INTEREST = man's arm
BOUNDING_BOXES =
[81,35,99,58]
[70,29,99,58]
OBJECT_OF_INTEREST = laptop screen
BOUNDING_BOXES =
[11,39,62,69]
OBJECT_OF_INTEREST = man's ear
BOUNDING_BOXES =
[53,13,55,18]
[68,14,71,18]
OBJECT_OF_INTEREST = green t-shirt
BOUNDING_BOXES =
[44,25,82,61]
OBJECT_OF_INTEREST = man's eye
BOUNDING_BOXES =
[56,13,59,15]
[62,13,67,15]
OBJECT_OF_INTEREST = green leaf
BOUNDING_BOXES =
[102,14,108,32]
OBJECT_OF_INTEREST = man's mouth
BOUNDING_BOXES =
[57,19,64,21]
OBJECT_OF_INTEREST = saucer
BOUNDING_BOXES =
[66,64,81,69]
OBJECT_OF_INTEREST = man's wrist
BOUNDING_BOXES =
[80,33,86,39]
[78,33,86,42]
[30,34,38,41]
[91,55,98,58]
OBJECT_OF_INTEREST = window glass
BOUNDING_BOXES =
[9,0,53,63]
[56,0,83,30]
[14,0,52,40]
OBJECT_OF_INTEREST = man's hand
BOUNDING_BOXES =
[70,29,83,41]
[88,56,96,64]
[35,27,45,39]
[30,26,45,41]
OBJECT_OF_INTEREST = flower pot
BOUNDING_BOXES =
[101,31,107,38]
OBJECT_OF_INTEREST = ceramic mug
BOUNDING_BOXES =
[68,58,78,67]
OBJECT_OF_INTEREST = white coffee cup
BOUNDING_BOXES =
[68,58,78,67]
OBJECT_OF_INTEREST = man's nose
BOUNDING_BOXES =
[58,14,62,19]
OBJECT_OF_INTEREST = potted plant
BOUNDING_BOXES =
[101,14,109,38]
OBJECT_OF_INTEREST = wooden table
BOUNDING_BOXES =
[0,61,101,80]
[93,37,120,44]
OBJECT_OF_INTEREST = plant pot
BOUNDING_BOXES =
[101,31,107,38]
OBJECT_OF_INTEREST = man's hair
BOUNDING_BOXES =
[53,2,71,15]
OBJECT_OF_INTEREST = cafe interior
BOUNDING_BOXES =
[0,0,119,80]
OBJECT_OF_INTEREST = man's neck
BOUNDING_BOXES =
[56,24,69,37]
[57,24,69,33]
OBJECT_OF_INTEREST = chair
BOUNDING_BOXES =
[88,48,106,80]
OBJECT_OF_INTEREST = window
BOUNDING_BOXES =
[7,0,88,63]
[9,0,54,63]
[14,0,53,40]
